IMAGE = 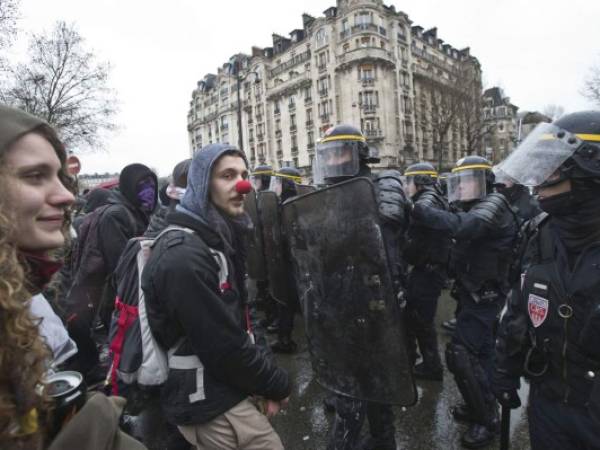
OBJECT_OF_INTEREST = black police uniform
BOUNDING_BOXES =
[412,190,518,447]
[404,185,452,378]
[494,212,600,450]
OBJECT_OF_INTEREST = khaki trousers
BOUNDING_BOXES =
[178,399,284,450]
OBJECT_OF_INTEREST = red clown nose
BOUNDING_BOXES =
[235,180,252,194]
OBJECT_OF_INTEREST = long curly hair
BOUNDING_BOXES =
[0,123,74,448]
[0,207,49,448]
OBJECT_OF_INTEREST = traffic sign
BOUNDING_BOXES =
[67,155,81,176]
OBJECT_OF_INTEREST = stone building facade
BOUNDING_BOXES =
[187,0,482,175]
[482,87,519,163]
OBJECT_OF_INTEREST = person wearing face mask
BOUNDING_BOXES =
[493,167,541,224]
[145,158,191,237]
[493,111,600,450]
[410,155,519,448]
[63,162,157,383]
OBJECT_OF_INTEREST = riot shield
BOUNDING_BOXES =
[296,184,317,196]
[282,177,416,405]
[258,191,294,306]
[244,191,267,281]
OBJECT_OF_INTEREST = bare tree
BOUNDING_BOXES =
[543,104,566,121]
[0,21,118,151]
[582,63,600,107]
[0,0,19,50]
[416,58,484,171]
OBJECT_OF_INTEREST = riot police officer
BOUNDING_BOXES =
[493,111,600,450]
[411,155,518,448]
[403,162,452,381]
[268,167,303,353]
[250,164,273,192]
[306,125,413,450]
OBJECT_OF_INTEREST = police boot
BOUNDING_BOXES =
[414,331,443,381]
[450,403,473,424]
[461,423,496,449]
[359,403,396,450]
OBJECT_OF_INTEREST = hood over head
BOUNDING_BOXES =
[180,143,247,219]
[83,188,112,213]
[118,163,158,210]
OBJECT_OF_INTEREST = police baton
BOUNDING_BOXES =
[500,405,511,450]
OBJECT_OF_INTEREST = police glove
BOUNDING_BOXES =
[493,388,521,409]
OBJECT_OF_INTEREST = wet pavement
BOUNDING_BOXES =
[270,290,532,449]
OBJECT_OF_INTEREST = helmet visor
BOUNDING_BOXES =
[499,123,583,187]
[447,169,487,204]
[250,173,271,191]
[316,141,360,180]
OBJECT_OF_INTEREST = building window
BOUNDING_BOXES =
[306,108,313,123]
[315,28,328,47]
[359,91,378,106]
[290,114,296,128]
[360,36,371,48]
[358,64,374,81]
[317,77,329,95]
[291,134,298,149]
[274,101,280,115]
[355,11,373,26]
[304,87,312,102]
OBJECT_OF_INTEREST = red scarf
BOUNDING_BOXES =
[19,251,63,294]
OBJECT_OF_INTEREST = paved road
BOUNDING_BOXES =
[270,290,532,449]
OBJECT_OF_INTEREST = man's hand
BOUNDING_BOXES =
[259,397,289,418]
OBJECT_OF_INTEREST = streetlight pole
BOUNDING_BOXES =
[229,57,258,153]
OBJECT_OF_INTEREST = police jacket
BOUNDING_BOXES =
[142,211,290,425]
[372,170,411,288]
[411,193,518,294]
[404,187,452,267]
[495,216,600,407]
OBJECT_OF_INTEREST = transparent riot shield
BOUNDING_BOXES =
[282,177,416,405]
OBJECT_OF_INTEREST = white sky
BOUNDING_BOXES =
[12,0,600,176]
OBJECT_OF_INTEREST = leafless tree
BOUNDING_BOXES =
[582,63,600,107]
[417,58,484,170]
[0,21,118,151]
[0,0,19,50]
[543,104,566,121]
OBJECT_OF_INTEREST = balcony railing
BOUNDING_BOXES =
[291,146,299,156]
[290,124,297,132]
[288,102,296,111]
[319,89,329,97]
[257,133,264,141]
[364,129,384,138]
[362,104,377,114]
[320,113,330,122]
[318,64,327,73]
[304,96,313,104]
[306,120,313,127]
[360,77,375,86]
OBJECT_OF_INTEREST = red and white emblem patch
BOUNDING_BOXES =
[528,294,549,328]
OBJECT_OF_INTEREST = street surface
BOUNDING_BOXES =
[271,289,532,450]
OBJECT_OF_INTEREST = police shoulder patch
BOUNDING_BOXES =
[528,293,549,328]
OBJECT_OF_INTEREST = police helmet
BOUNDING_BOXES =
[497,110,600,188]
[316,124,378,182]
[251,164,273,191]
[447,155,493,204]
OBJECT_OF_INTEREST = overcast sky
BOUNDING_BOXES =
[12,0,600,176]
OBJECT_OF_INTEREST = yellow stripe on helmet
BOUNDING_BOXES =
[576,133,600,142]
[321,134,366,143]
[405,170,438,177]
[273,172,302,183]
[452,164,492,173]
[252,170,273,176]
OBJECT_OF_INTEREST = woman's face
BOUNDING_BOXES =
[4,132,75,253]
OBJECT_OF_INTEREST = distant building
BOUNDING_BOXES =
[78,173,119,191]
[517,111,552,143]
[187,0,482,175]
[482,87,519,162]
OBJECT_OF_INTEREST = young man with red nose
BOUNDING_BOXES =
[142,144,290,450]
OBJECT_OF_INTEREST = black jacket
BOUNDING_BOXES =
[495,217,600,407]
[412,193,518,294]
[142,211,290,425]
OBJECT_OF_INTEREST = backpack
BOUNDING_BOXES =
[107,226,230,395]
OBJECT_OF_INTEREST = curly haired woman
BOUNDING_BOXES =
[0,104,145,450]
